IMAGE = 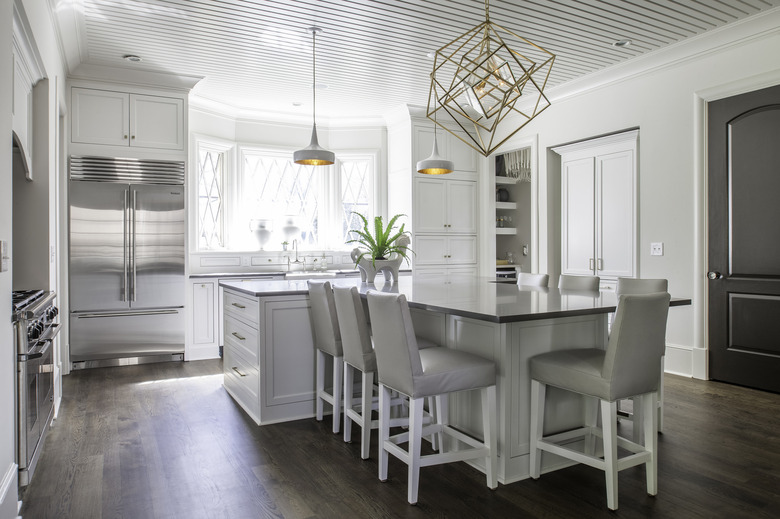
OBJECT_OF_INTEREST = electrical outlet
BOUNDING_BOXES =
[522,244,529,256]
[650,242,664,256]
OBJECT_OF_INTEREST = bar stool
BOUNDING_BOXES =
[333,285,438,459]
[529,292,671,510]
[559,274,600,290]
[367,291,498,505]
[615,278,669,437]
[308,280,343,434]
[517,272,549,287]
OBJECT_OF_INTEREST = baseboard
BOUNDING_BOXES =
[665,342,693,377]
[0,461,19,519]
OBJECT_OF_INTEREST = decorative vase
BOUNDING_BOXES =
[351,234,410,284]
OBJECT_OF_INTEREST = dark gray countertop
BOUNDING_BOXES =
[219,277,691,324]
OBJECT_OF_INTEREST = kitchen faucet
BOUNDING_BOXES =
[287,239,305,271]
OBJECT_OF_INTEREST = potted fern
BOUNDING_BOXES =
[346,213,412,283]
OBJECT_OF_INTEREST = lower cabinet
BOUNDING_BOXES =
[189,280,219,360]
[222,289,317,425]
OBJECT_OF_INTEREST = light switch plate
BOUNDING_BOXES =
[650,242,664,256]
[0,240,8,272]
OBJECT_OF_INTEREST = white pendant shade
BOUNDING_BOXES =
[294,124,334,166]
[416,134,454,175]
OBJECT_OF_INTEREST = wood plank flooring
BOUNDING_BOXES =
[20,360,780,518]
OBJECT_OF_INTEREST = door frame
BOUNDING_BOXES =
[692,69,780,380]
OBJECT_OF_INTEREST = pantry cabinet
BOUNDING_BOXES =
[71,87,184,150]
[554,130,638,284]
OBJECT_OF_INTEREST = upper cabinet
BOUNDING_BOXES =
[413,177,477,234]
[554,130,638,283]
[71,87,184,150]
[413,125,478,174]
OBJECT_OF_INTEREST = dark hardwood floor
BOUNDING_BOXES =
[20,359,780,518]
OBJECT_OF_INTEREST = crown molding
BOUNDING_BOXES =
[69,63,202,93]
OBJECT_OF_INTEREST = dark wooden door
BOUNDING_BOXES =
[708,83,780,393]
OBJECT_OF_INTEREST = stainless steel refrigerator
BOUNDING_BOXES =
[69,156,186,367]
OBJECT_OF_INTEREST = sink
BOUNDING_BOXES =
[284,271,337,280]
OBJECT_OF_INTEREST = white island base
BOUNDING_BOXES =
[219,277,630,484]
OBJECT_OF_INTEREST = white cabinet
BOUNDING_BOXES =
[413,178,477,234]
[413,125,478,173]
[415,235,477,266]
[192,281,217,346]
[71,87,184,150]
[415,266,478,284]
[222,289,316,425]
[555,131,638,282]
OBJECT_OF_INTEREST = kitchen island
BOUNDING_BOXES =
[220,276,689,484]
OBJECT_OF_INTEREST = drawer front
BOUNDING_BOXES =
[224,315,259,365]
[224,290,259,326]
[223,345,259,415]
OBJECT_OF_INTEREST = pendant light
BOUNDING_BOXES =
[294,27,334,166]
[416,110,454,175]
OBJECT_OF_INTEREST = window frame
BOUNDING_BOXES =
[191,134,235,251]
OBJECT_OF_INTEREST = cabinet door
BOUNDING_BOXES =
[596,150,635,278]
[71,88,130,146]
[448,131,478,172]
[414,234,449,266]
[448,235,478,264]
[192,282,215,345]
[447,180,477,233]
[413,125,442,168]
[414,178,448,233]
[130,94,184,150]
[562,157,596,276]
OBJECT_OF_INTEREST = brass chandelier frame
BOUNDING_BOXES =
[427,0,555,157]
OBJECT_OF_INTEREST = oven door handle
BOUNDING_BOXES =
[19,338,52,361]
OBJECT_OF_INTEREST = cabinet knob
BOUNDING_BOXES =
[123,135,128,139]
[131,135,136,140]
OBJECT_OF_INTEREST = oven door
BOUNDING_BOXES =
[18,338,53,470]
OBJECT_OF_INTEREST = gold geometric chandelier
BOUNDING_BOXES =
[427,0,555,157]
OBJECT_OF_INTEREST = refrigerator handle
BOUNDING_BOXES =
[132,189,137,302]
[122,189,129,302]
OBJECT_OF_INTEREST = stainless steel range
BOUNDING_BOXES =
[13,289,60,487]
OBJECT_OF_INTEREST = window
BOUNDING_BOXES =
[196,143,228,250]
[193,140,378,252]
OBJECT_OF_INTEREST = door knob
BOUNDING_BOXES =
[707,271,723,280]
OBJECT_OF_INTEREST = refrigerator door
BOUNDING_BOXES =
[130,184,185,308]
[70,308,184,361]
[69,181,130,311]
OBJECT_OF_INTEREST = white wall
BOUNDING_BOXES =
[510,11,780,378]
[0,0,18,513]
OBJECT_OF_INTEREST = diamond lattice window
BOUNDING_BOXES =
[197,149,224,250]
[243,153,320,246]
[340,158,370,243]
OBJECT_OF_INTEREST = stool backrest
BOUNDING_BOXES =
[366,291,422,396]
[308,280,343,356]
[559,274,600,291]
[517,272,549,287]
[616,277,668,295]
[603,292,671,400]
[333,285,376,372]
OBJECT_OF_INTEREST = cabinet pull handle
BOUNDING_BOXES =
[597,258,603,271]
[232,366,247,377]
[232,302,246,309]
[589,258,594,270]
[231,332,246,341]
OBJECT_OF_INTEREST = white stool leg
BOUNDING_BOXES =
[343,362,354,443]
[426,396,438,451]
[316,349,325,421]
[658,356,665,433]
[584,395,599,456]
[529,379,545,479]
[331,355,343,434]
[482,385,498,489]
[601,399,619,511]
[408,397,425,505]
[434,394,448,452]
[644,392,659,496]
[632,396,644,445]
[378,384,391,482]
[360,371,374,460]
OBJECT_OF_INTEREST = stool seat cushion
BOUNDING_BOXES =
[530,348,610,400]
[412,347,496,399]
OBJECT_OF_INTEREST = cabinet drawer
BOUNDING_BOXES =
[224,290,259,326]
[224,315,259,365]
[223,345,259,415]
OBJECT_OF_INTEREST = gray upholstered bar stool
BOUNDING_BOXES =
[529,291,671,510]
[559,273,601,290]
[308,280,343,434]
[615,277,669,436]
[367,291,498,505]
[333,285,439,459]
[517,272,549,287]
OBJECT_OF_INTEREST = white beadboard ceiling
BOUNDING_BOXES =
[54,0,780,120]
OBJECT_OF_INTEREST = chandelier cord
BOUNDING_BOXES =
[312,30,317,127]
